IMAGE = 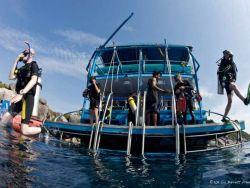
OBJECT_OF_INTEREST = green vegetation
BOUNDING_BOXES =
[227,131,250,141]
[0,81,7,89]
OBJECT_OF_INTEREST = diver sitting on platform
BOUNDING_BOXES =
[174,74,195,124]
[217,50,249,123]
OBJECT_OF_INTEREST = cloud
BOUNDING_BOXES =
[0,26,34,52]
[200,87,215,99]
[122,25,135,32]
[0,24,90,79]
[55,29,106,46]
[40,55,87,80]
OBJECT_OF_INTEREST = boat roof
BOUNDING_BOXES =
[95,43,193,52]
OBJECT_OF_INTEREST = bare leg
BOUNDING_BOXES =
[229,83,245,102]
[189,108,195,124]
[21,123,41,135]
[223,94,233,118]
[0,112,13,125]
[94,107,99,124]
[153,113,157,127]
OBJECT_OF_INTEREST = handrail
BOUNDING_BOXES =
[165,40,180,155]
[126,121,133,155]
[205,110,241,131]
[135,91,141,127]
[141,91,147,155]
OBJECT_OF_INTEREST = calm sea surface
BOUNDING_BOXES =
[0,123,249,188]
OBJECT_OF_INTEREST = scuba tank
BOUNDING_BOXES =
[32,69,42,117]
[217,75,224,95]
[128,96,137,113]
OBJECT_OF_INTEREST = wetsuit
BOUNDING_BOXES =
[88,83,101,110]
[217,58,237,95]
[174,80,195,124]
[11,61,39,124]
[146,78,160,113]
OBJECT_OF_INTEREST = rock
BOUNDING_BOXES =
[38,103,49,120]
[68,114,81,123]
[0,88,15,101]
[56,115,68,122]
[39,98,47,105]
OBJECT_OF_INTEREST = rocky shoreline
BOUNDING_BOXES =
[0,81,60,121]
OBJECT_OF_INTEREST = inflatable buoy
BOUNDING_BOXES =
[128,97,137,113]
[12,115,42,133]
[176,96,186,113]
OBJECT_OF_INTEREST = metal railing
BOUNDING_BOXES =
[182,110,242,154]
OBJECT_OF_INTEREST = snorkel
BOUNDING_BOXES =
[18,41,31,63]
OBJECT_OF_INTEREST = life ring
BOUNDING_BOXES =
[12,115,42,133]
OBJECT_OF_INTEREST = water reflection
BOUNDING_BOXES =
[0,122,249,187]
[0,124,39,187]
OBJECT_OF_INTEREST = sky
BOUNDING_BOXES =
[0,0,249,132]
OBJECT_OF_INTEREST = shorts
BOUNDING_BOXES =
[223,81,233,95]
[89,99,100,110]
[10,93,34,124]
[146,92,159,113]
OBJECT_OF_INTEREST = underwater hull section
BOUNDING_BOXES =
[44,121,245,153]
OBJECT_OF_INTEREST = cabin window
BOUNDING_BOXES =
[93,46,193,75]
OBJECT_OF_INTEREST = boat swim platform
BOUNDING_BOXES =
[43,121,245,153]
[44,121,245,136]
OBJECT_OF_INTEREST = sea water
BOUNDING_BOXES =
[0,123,249,188]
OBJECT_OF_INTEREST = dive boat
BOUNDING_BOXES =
[43,13,245,155]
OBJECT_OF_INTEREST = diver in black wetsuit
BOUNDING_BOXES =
[217,50,249,122]
[174,74,195,124]
[87,76,101,125]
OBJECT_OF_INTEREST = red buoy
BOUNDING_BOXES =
[12,115,42,133]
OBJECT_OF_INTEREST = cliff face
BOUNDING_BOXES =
[0,81,59,121]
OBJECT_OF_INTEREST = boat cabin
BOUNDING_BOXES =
[81,44,206,126]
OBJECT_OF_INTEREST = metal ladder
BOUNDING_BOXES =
[127,91,141,155]
[91,92,113,152]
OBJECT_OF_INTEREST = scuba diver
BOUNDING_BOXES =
[83,76,101,125]
[146,71,168,126]
[217,50,249,122]
[174,74,195,124]
[1,46,41,135]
